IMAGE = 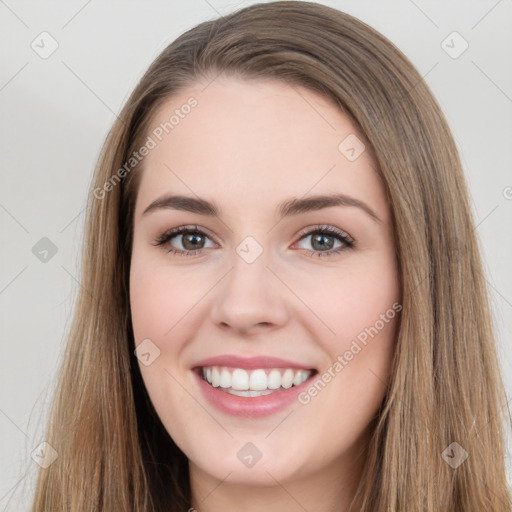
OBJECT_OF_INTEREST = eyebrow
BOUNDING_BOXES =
[141,193,381,223]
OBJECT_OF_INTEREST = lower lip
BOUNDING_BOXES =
[193,370,315,418]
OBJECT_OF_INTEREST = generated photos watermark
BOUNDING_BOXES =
[93,96,198,200]
[298,301,402,405]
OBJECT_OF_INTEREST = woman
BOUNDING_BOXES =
[31,2,511,511]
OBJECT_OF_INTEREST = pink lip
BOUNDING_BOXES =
[192,354,315,370]
[192,370,315,418]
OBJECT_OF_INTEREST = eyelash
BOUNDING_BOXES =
[152,224,355,258]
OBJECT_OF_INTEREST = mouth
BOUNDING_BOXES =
[191,355,319,417]
[195,366,318,397]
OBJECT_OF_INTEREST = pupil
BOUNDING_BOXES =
[313,234,333,251]
[184,233,203,250]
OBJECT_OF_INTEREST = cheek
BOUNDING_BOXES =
[303,256,400,352]
[305,257,400,411]
[130,276,163,340]
[336,275,399,345]
[129,259,202,438]
[129,256,208,344]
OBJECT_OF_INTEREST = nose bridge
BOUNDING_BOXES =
[209,235,288,332]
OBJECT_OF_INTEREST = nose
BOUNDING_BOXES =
[209,248,290,336]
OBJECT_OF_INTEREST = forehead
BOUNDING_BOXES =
[135,77,387,222]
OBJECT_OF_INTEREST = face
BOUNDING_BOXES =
[129,76,400,492]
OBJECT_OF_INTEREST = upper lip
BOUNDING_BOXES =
[192,355,316,370]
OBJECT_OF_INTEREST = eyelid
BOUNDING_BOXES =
[152,224,219,249]
[294,224,355,245]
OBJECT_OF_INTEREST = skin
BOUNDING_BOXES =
[129,76,401,512]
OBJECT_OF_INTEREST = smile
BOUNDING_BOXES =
[191,355,319,417]
[200,366,314,397]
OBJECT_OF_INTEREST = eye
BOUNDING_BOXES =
[293,225,355,258]
[152,225,216,256]
[152,224,355,258]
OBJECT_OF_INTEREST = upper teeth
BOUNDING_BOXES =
[202,366,312,391]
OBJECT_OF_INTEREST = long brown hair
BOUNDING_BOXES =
[31,2,511,510]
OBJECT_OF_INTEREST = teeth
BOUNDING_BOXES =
[249,369,268,390]
[232,368,249,390]
[227,389,275,397]
[267,369,281,389]
[281,369,294,389]
[211,367,221,387]
[293,370,304,386]
[219,369,231,388]
[201,366,312,393]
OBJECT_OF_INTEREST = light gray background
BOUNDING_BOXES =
[1,0,511,509]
